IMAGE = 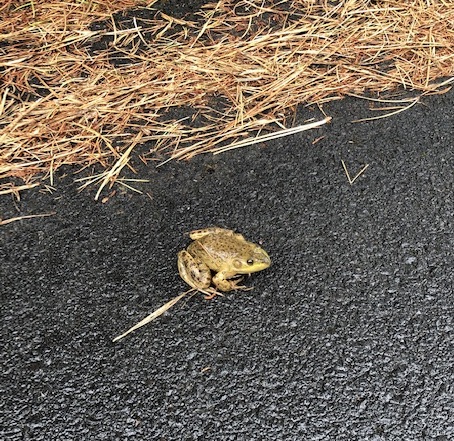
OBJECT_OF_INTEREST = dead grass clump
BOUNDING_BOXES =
[1,0,453,198]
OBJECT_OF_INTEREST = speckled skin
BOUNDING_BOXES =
[178,227,271,292]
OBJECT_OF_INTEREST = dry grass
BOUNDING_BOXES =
[0,211,55,225]
[1,0,453,198]
[112,289,193,342]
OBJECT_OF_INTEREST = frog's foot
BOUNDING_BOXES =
[201,287,224,300]
[212,273,249,292]
[228,279,253,292]
[177,250,211,291]
[188,227,236,240]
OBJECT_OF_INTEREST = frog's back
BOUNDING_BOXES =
[187,232,246,271]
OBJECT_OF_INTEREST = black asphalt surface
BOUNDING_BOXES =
[2,88,454,438]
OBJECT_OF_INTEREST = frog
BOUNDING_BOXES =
[177,227,271,296]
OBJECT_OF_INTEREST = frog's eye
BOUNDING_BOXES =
[247,259,254,266]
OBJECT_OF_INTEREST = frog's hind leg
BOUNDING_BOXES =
[188,227,235,240]
[177,250,211,290]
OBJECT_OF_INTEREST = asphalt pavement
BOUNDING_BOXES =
[1,89,453,440]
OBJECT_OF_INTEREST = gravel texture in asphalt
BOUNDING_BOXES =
[1,87,453,439]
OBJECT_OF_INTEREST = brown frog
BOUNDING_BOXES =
[177,227,271,295]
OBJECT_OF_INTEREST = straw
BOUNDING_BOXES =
[0,211,55,225]
[112,290,191,342]
[112,285,227,342]
[1,0,453,197]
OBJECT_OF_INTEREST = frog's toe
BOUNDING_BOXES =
[229,279,249,291]
[202,288,224,300]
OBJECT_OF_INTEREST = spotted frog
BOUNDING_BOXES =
[177,227,271,295]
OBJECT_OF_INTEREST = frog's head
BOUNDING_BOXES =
[233,246,271,274]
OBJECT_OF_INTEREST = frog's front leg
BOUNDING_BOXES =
[177,250,211,290]
[212,271,245,292]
